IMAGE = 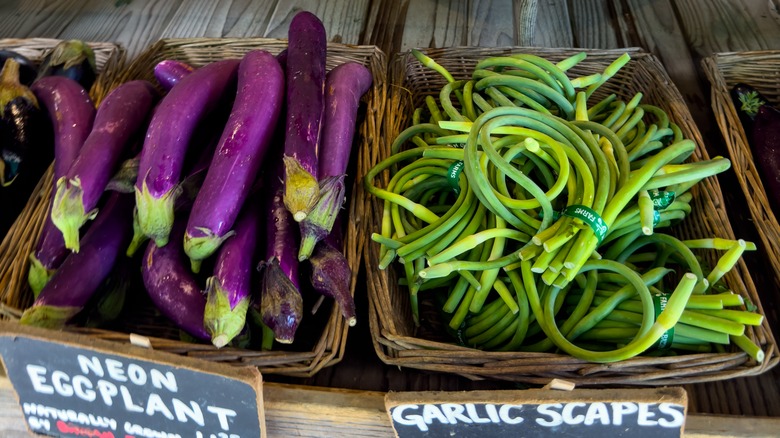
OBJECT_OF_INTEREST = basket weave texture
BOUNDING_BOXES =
[0,38,386,377]
[361,46,779,386]
[702,51,780,293]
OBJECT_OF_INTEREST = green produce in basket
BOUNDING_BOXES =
[364,49,765,364]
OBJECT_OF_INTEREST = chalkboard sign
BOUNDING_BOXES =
[0,322,265,438]
[386,387,686,438]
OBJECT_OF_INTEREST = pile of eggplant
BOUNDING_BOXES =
[0,40,97,235]
[18,11,372,351]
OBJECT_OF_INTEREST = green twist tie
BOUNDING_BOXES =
[447,160,465,194]
[650,190,675,210]
[653,293,674,350]
[562,205,608,243]
[652,210,661,227]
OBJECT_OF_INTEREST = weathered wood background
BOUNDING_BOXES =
[1,0,779,435]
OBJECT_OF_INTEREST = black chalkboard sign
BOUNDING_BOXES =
[0,322,265,438]
[386,387,686,438]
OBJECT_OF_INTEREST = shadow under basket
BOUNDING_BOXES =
[362,46,779,386]
[0,38,387,378]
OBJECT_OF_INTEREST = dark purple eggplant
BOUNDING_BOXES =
[19,192,134,329]
[256,162,304,344]
[51,80,157,252]
[27,76,96,295]
[282,11,327,222]
[37,40,97,90]
[731,83,780,211]
[141,219,209,341]
[0,50,37,85]
[204,198,262,348]
[183,50,284,271]
[0,58,49,187]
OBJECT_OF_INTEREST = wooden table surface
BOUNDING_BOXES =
[1,0,780,435]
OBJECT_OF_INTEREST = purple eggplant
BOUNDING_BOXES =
[37,40,97,91]
[153,59,195,91]
[308,218,355,326]
[298,62,372,260]
[183,50,284,271]
[20,192,134,329]
[204,198,262,348]
[27,76,96,295]
[50,80,157,252]
[142,219,209,341]
[134,59,240,248]
[258,163,304,344]
[282,11,327,222]
[0,50,37,86]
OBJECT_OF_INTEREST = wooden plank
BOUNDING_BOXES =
[568,0,621,48]
[57,0,183,60]
[533,0,573,47]
[0,0,88,38]
[262,0,370,44]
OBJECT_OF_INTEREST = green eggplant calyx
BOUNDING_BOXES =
[282,155,320,222]
[0,58,38,110]
[204,277,250,349]
[48,40,97,72]
[20,304,81,329]
[50,176,97,252]
[183,227,236,273]
[27,253,57,299]
[298,174,346,261]
[134,179,181,248]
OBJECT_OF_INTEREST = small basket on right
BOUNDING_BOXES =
[702,51,780,291]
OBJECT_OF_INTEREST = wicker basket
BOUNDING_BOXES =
[361,46,779,386]
[702,51,780,293]
[0,38,386,377]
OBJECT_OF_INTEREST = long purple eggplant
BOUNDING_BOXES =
[153,59,194,91]
[27,76,96,295]
[134,59,240,247]
[204,198,262,348]
[282,11,327,222]
[50,80,157,252]
[20,192,134,329]
[258,164,303,344]
[183,50,284,271]
[298,62,372,260]
[141,219,209,341]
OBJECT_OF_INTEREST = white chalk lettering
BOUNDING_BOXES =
[465,404,491,424]
[637,403,657,426]
[658,403,685,428]
[105,358,127,382]
[536,404,563,427]
[96,379,118,406]
[26,365,54,394]
[439,404,471,425]
[51,370,73,397]
[562,402,586,424]
[147,393,175,420]
[120,385,144,413]
[72,375,96,402]
[584,402,610,425]
[422,404,449,428]
[611,402,639,426]
[207,406,238,431]
[128,363,148,386]
[172,398,205,426]
[499,405,524,424]
[151,369,178,393]
[391,405,428,432]
[77,355,104,377]
[484,404,500,423]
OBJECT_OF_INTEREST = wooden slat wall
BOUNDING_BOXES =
[0,0,780,422]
